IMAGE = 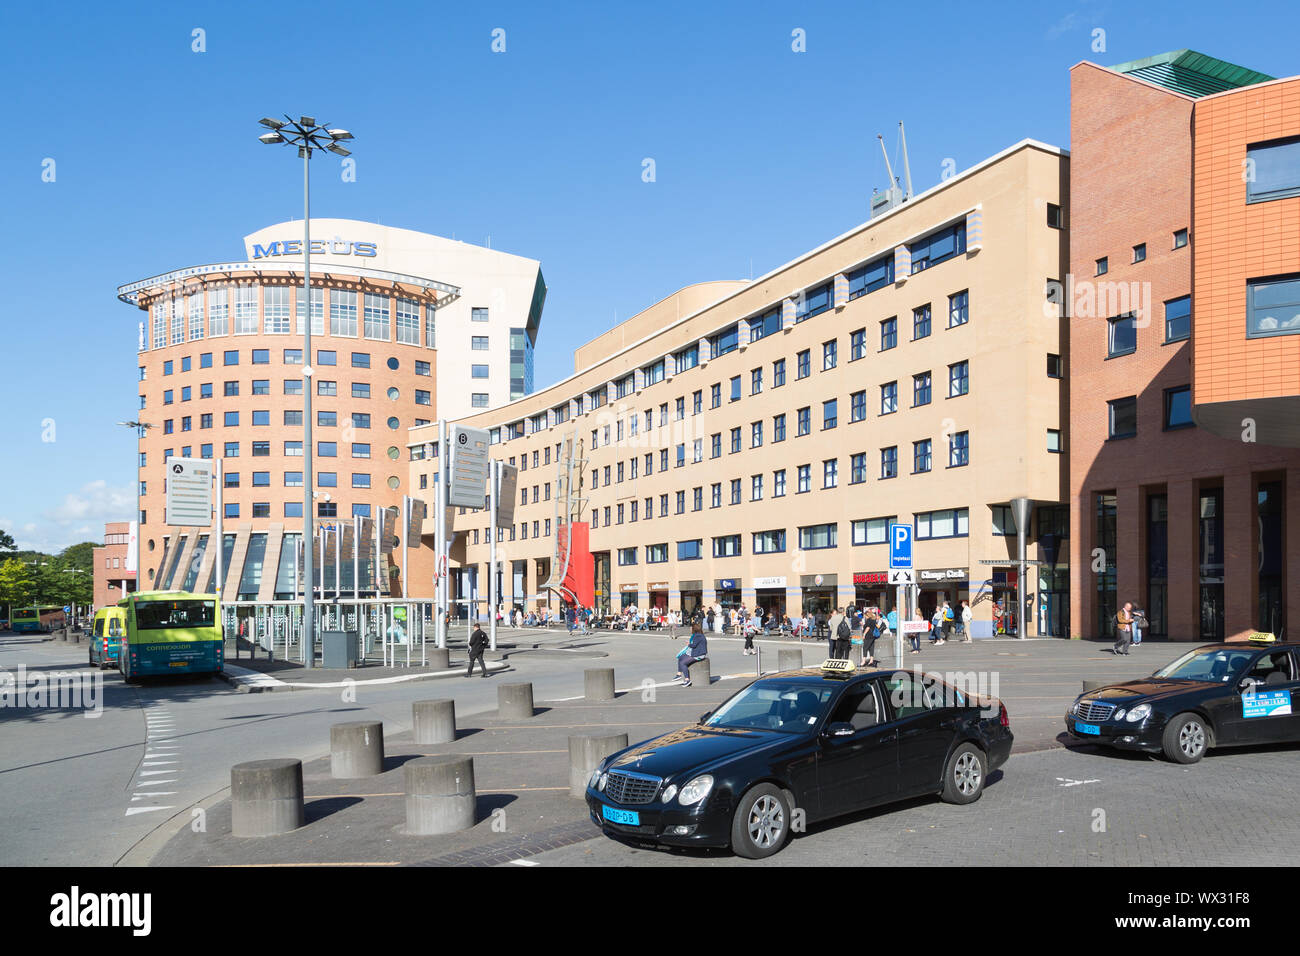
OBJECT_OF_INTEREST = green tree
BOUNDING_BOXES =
[0,529,15,552]
[0,558,36,620]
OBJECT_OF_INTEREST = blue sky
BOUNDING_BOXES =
[1,0,1296,552]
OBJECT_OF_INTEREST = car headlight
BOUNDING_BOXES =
[1126,704,1151,723]
[1114,708,1126,721]
[589,768,603,789]
[677,774,714,806]
[661,784,678,803]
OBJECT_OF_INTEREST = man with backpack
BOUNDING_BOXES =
[831,607,851,659]
[466,622,490,678]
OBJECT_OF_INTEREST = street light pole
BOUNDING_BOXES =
[258,115,353,669]
[117,420,153,598]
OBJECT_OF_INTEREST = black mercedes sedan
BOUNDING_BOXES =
[585,661,1013,858]
[1064,638,1300,764]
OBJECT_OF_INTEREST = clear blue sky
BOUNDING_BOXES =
[1,0,1295,553]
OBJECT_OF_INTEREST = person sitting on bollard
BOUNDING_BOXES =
[676,625,708,686]
[466,623,490,678]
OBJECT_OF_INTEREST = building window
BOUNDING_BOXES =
[796,350,810,379]
[823,340,837,370]
[909,222,966,273]
[880,446,897,479]
[880,382,897,415]
[773,415,786,442]
[753,529,786,554]
[1164,296,1191,342]
[1246,136,1300,203]
[751,422,763,448]
[913,372,931,407]
[913,439,932,473]
[852,516,895,546]
[284,441,302,456]
[1164,386,1193,430]
[796,283,833,321]
[773,470,786,497]
[913,305,931,339]
[797,465,811,494]
[1108,396,1138,440]
[472,365,489,378]
[822,399,837,430]
[991,505,1019,536]
[797,407,810,436]
[1173,229,1188,249]
[1047,428,1062,453]
[1096,257,1108,276]
[1107,314,1137,356]
[750,368,762,395]
[850,390,866,422]
[750,474,763,500]
[850,328,867,361]
[710,325,739,359]
[915,508,969,540]
[847,254,894,299]
[471,307,489,322]
[823,459,838,488]
[1047,203,1063,229]
[948,361,969,397]
[773,359,786,388]
[1132,243,1146,264]
[798,523,837,550]
[1047,353,1063,378]
[1247,275,1300,338]
[729,376,741,402]
[948,290,969,328]
[880,317,897,351]
[949,431,969,467]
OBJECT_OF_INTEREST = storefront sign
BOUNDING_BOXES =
[716,579,739,590]
[800,574,838,588]
[919,568,968,582]
[252,239,377,259]
[619,584,639,593]
[679,580,702,590]
[853,572,889,585]
[754,576,787,588]
[649,582,669,591]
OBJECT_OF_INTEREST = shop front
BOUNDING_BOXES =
[917,568,969,629]
[754,576,787,620]
[988,568,1019,636]
[648,581,669,613]
[619,583,639,610]
[800,573,837,621]
[679,580,703,618]
[715,578,741,610]
[853,571,890,612]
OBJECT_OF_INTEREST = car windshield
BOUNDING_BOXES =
[135,600,215,630]
[705,680,835,733]
[1153,648,1255,683]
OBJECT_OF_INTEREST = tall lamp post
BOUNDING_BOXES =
[257,115,353,668]
[117,420,153,598]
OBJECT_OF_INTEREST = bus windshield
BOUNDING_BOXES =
[135,600,215,630]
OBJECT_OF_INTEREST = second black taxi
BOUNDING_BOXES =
[586,660,1012,859]
[1065,635,1300,763]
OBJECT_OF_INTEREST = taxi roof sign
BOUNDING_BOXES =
[1248,632,1277,643]
[819,658,856,679]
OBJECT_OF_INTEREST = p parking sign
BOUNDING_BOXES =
[889,523,912,570]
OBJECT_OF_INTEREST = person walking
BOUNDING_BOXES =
[1131,605,1146,647]
[466,622,490,678]
[677,625,708,686]
[959,600,973,643]
[1114,602,1134,656]
[910,609,925,654]
[830,607,850,660]
[930,605,945,646]
[941,601,954,642]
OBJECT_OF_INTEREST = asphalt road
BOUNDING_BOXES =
[0,628,1161,867]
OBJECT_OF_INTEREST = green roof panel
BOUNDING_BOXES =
[1109,49,1274,97]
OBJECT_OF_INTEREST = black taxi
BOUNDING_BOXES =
[1065,635,1300,763]
[585,660,1013,858]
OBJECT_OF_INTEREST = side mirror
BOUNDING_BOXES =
[825,722,855,738]
[697,711,712,725]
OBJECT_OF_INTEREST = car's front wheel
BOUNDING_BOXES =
[941,742,987,804]
[730,783,791,859]
[1162,713,1208,764]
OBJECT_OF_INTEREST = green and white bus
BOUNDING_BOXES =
[11,606,67,634]
[118,591,223,680]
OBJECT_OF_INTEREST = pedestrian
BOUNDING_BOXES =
[466,622,490,678]
[1131,606,1146,647]
[862,611,883,666]
[930,605,945,645]
[1114,602,1134,656]
[677,625,708,686]
[829,607,850,659]
[959,600,973,643]
[743,616,756,655]
[941,601,954,641]
[851,611,866,664]
[910,609,925,654]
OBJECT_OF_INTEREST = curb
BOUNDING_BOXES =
[217,660,511,693]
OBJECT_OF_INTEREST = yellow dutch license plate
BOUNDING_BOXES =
[169,662,188,668]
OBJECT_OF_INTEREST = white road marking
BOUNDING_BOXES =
[510,859,540,867]
[125,806,175,815]
[142,760,179,766]
[1055,777,1101,788]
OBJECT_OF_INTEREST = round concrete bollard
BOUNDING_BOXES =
[584,668,616,702]
[405,755,476,835]
[427,648,450,670]
[498,682,535,719]
[330,721,385,778]
[412,699,456,745]
[690,658,712,686]
[1082,679,1112,693]
[231,758,304,837]
[69,631,81,645]
[778,649,804,672]
[569,732,629,798]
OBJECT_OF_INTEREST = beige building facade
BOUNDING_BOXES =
[410,140,1071,638]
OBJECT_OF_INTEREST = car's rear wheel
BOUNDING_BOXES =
[730,783,790,859]
[941,742,987,804]
[1162,713,1208,764]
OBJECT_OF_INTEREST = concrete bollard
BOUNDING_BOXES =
[568,733,629,798]
[1082,679,1112,693]
[778,649,804,672]
[412,699,456,745]
[690,658,711,686]
[584,668,616,702]
[330,721,385,778]
[405,755,476,835]
[69,631,81,645]
[427,648,450,670]
[498,682,535,719]
[231,758,304,837]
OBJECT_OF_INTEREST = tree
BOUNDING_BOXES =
[0,558,36,620]
[0,529,14,552]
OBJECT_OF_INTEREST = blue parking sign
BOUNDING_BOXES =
[889,523,912,570]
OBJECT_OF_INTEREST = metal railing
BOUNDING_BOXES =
[221,598,437,667]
